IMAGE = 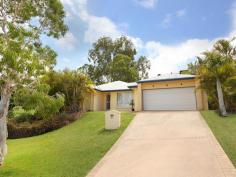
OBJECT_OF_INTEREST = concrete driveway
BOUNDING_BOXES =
[87,111,236,177]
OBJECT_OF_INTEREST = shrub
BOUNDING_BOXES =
[8,106,35,123]
[34,93,65,119]
[42,69,92,112]
[13,84,65,120]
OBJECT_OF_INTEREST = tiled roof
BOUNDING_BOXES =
[137,74,195,83]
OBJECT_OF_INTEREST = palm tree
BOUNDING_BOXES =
[197,39,236,116]
[213,38,236,59]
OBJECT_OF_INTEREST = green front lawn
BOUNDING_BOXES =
[201,111,236,167]
[0,112,134,177]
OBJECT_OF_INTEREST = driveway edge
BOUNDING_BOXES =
[198,112,236,177]
[86,114,137,177]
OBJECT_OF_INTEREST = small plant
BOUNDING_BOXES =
[10,106,35,123]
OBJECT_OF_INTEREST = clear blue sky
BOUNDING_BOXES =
[44,0,236,77]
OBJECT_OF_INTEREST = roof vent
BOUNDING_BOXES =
[157,74,161,76]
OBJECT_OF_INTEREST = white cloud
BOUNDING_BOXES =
[60,0,236,77]
[61,0,86,7]
[79,11,121,43]
[61,0,122,44]
[162,14,172,28]
[145,39,213,76]
[134,0,157,9]
[57,32,77,51]
[176,9,186,17]
[128,36,144,50]
[162,9,187,28]
[146,1,236,76]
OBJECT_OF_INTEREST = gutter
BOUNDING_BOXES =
[127,85,138,88]
[94,88,132,92]
[137,77,196,83]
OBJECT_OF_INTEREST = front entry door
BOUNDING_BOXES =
[106,95,111,110]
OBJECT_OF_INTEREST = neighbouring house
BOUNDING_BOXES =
[83,73,208,112]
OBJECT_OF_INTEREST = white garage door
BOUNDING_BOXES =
[143,87,197,110]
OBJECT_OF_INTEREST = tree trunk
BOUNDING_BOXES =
[0,83,11,166]
[216,78,227,117]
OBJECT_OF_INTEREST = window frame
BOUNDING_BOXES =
[117,91,133,108]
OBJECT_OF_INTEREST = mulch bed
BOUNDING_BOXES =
[7,112,82,139]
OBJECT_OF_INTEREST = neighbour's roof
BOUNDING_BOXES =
[95,81,133,92]
[137,74,195,83]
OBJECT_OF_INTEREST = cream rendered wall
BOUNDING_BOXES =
[195,80,203,110]
[141,79,195,90]
[133,88,139,111]
[110,92,117,110]
[195,80,209,110]
[93,91,105,111]
[133,85,142,111]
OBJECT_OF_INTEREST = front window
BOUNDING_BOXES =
[117,91,133,108]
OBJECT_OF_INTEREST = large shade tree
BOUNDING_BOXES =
[110,54,139,82]
[80,36,150,84]
[0,0,67,165]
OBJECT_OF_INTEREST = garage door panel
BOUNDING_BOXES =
[143,87,196,110]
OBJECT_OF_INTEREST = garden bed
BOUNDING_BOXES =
[7,112,81,139]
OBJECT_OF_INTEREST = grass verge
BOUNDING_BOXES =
[201,110,236,167]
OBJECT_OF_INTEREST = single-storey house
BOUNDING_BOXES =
[83,74,208,112]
